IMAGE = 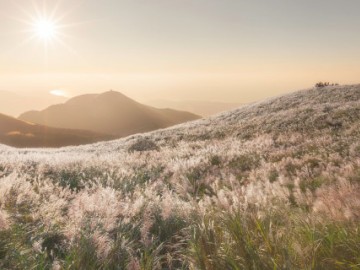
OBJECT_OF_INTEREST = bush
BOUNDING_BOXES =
[128,138,159,153]
[210,155,221,166]
[268,169,279,183]
[315,82,339,88]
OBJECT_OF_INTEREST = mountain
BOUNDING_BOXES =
[0,91,67,117]
[0,113,114,148]
[1,85,360,269]
[19,91,201,137]
[146,99,243,116]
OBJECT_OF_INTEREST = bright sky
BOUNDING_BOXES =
[0,0,359,103]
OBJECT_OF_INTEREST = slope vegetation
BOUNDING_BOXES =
[0,113,113,148]
[1,85,360,269]
[19,91,200,137]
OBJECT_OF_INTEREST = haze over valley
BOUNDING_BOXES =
[0,90,67,117]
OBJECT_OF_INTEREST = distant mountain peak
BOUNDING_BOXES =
[19,90,201,137]
[64,91,133,105]
[101,90,123,96]
[96,90,135,102]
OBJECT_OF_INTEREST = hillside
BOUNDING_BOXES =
[1,85,360,269]
[0,113,114,148]
[19,91,201,137]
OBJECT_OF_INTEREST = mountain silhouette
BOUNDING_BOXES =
[19,91,201,136]
[0,113,114,148]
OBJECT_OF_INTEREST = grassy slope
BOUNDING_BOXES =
[0,85,360,269]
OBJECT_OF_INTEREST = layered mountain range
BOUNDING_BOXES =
[0,91,200,147]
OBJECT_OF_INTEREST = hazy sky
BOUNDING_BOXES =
[0,0,359,103]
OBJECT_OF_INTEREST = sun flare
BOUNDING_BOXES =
[8,1,84,58]
[34,19,57,41]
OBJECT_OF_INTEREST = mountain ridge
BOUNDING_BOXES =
[19,90,201,137]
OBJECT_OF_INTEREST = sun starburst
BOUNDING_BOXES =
[33,18,58,42]
[8,1,82,62]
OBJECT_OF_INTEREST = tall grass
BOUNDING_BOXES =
[188,210,360,270]
[0,85,360,269]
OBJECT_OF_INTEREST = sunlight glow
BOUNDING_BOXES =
[34,19,57,41]
[9,1,81,59]
[50,89,69,97]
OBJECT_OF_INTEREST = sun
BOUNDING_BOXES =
[9,1,86,59]
[33,18,57,41]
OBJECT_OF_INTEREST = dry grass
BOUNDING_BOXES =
[0,84,360,269]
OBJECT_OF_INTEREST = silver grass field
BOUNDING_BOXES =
[0,85,360,269]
